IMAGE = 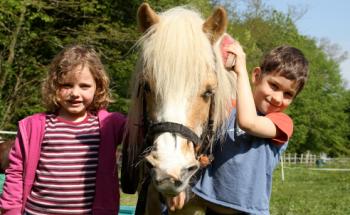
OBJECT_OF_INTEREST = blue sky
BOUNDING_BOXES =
[266,0,350,87]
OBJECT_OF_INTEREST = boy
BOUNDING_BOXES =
[168,37,308,215]
[189,39,309,214]
[168,39,308,215]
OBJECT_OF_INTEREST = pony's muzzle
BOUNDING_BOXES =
[147,162,199,196]
[151,168,185,196]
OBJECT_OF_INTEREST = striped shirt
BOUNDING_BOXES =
[25,114,100,215]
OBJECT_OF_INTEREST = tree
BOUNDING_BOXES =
[0,0,47,130]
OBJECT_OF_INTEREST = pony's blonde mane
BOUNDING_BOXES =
[125,7,236,153]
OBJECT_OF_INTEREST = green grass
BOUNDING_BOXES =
[120,192,137,206]
[271,166,350,215]
[120,163,350,214]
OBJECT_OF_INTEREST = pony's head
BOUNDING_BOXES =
[124,3,235,197]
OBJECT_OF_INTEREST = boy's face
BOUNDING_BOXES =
[252,68,297,114]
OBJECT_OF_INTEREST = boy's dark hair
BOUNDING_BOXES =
[260,45,309,94]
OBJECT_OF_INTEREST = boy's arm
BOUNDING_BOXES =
[225,40,279,139]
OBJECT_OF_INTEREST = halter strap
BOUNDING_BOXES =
[145,122,201,147]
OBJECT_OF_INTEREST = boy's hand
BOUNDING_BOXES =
[166,191,186,211]
[220,35,236,69]
[222,37,247,76]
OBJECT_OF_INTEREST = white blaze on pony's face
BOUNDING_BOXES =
[143,73,218,195]
[131,3,233,196]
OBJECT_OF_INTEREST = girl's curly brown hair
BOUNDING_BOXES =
[42,44,112,113]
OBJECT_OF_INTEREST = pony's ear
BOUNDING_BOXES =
[137,3,159,33]
[203,7,228,44]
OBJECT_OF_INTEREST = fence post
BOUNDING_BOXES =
[300,154,303,165]
[288,153,291,165]
[305,152,307,165]
[314,155,317,165]
[280,155,284,182]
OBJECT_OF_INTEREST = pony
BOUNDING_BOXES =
[121,3,236,215]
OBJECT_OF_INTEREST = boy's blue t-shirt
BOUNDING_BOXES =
[192,109,288,215]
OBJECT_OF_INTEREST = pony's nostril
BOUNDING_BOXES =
[154,178,161,185]
[174,179,183,187]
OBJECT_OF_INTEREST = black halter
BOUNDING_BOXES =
[140,83,216,159]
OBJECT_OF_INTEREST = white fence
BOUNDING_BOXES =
[0,131,16,135]
[0,130,17,143]
[281,152,320,166]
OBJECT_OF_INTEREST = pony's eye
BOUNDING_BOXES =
[202,89,214,98]
[144,82,151,93]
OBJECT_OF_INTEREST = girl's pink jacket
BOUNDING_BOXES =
[0,110,126,215]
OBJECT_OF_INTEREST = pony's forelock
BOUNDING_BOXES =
[139,7,214,100]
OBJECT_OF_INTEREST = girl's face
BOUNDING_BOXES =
[252,67,297,114]
[57,64,96,122]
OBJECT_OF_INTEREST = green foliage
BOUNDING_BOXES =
[0,0,349,155]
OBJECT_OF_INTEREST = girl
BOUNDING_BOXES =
[0,45,126,215]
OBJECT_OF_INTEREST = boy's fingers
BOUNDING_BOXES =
[225,53,236,69]
[176,191,186,209]
[166,198,176,211]
[166,191,186,211]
